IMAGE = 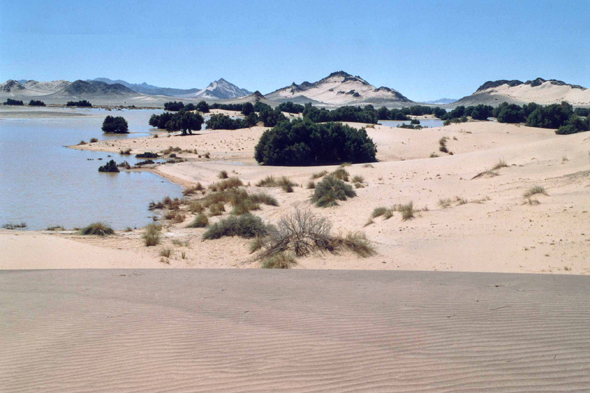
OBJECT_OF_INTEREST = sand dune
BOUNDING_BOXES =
[1,269,589,392]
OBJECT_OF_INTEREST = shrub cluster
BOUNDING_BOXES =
[98,160,119,173]
[255,118,377,166]
[149,110,204,135]
[67,100,92,107]
[80,222,114,236]
[202,213,270,240]
[3,98,24,106]
[312,176,356,207]
[102,116,129,134]
[28,100,46,106]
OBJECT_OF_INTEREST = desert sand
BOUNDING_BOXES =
[1,269,590,392]
[4,119,589,273]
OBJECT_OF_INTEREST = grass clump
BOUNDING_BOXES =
[248,192,279,206]
[256,175,276,187]
[523,186,548,198]
[79,222,114,236]
[333,232,376,258]
[183,183,204,196]
[208,177,243,192]
[311,170,328,180]
[209,203,226,216]
[492,159,508,171]
[188,213,209,228]
[399,202,415,221]
[471,169,499,180]
[159,247,173,258]
[256,176,295,193]
[307,180,315,189]
[149,196,181,211]
[202,213,269,240]
[261,252,297,269]
[312,176,356,208]
[331,168,350,182]
[250,237,265,254]
[439,137,449,153]
[143,224,162,246]
[351,175,364,184]
[218,170,228,179]
[189,201,204,213]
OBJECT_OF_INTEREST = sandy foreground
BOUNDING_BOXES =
[1,269,589,392]
[2,120,589,272]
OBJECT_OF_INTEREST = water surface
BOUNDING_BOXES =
[0,108,184,230]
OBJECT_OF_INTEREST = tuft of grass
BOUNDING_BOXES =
[256,175,276,187]
[362,164,374,168]
[331,168,350,182]
[143,224,161,246]
[46,225,65,231]
[249,192,279,206]
[311,170,328,180]
[312,176,356,208]
[187,213,209,228]
[399,202,415,221]
[351,175,364,184]
[372,207,389,218]
[159,247,173,258]
[218,170,228,179]
[471,169,499,180]
[491,159,508,171]
[249,237,265,254]
[282,183,294,193]
[79,222,114,236]
[203,213,269,240]
[307,180,316,189]
[261,252,297,269]
[231,200,260,215]
[339,162,352,167]
[523,186,548,198]
[430,153,439,158]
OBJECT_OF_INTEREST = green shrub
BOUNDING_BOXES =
[312,176,356,207]
[254,118,377,166]
[399,202,415,221]
[98,160,119,173]
[249,192,279,206]
[102,116,129,134]
[307,181,315,189]
[80,222,114,236]
[202,213,269,240]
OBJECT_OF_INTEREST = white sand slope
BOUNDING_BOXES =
[1,269,589,392]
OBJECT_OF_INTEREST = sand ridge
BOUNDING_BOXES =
[1,269,590,392]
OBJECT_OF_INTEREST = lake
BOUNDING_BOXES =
[0,108,185,230]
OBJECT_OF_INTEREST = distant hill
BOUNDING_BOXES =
[49,80,139,97]
[182,78,252,100]
[91,78,200,97]
[423,98,457,105]
[456,77,590,106]
[0,80,25,93]
[265,71,412,106]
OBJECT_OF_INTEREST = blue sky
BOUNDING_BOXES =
[1,0,588,102]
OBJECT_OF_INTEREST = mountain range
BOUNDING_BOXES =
[2,73,589,107]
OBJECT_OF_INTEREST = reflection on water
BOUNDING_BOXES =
[379,119,444,128]
[0,108,184,230]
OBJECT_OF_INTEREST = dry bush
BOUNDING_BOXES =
[471,169,499,180]
[351,175,364,184]
[218,170,228,179]
[143,224,161,246]
[188,213,209,228]
[307,180,316,189]
[80,222,114,236]
[312,176,356,208]
[261,252,297,269]
[172,212,186,224]
[256,175,276,187]
[149,196,181,211]
[257,210,375,260]
[250,237,265,254]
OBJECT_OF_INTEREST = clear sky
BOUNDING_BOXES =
[1,0,588,102]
